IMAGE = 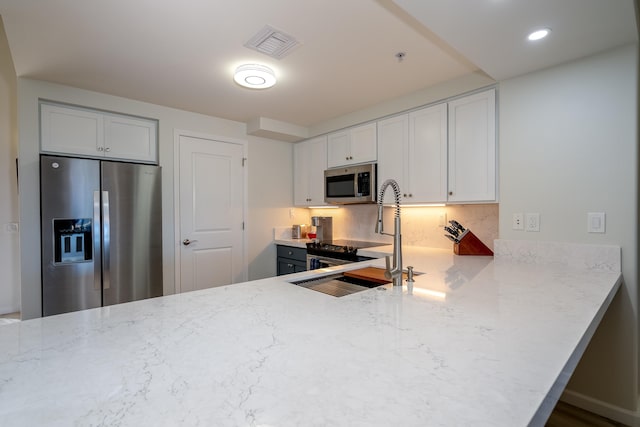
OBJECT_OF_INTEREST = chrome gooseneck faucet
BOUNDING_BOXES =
[375,179,403,286]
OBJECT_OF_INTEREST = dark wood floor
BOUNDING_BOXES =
[546,401,629,427]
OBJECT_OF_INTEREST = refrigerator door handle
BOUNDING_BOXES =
[102,190,111,290]
[93,191,102,291]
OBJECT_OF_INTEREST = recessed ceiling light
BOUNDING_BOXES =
[233,64,276,89]
[527,28,551,41]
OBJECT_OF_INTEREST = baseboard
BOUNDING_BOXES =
[0,305,20,316]
[561,390,640,426]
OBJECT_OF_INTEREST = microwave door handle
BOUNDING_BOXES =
[354,173,359,197]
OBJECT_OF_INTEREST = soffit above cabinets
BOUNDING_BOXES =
[391,0,639,81]
[0,0,636,137]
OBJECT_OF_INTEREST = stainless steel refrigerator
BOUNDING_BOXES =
[40,155,162,316]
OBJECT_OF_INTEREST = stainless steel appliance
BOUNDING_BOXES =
[306,240,380,270]
[310,216,333,243]
[40,155,162,316]
[324,163,376,204]
[291,224,306,239]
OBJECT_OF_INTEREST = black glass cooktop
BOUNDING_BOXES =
[306,240,385,259]
[330,240,385,249]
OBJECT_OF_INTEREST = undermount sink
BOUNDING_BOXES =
[290,272,388,297]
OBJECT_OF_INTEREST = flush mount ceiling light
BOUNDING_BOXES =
[234,64,276,89]
[527,28,551,41]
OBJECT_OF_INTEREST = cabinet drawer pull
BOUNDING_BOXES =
[449,191,453,196]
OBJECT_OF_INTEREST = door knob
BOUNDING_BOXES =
[183,239,198,246]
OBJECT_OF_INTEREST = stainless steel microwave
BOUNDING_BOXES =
[324,163,377,204]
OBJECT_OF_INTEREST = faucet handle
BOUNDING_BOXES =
[384,255,392,280]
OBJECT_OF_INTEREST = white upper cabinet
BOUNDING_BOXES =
[377,115,408,202]
[377,104,447,204]
[41,102,158,164]
[103,115,157,163]
[293,136,327,206]
[409,103,448,202]
[41,103,104,158]
[327,122,376,168]
[447,89,496,202]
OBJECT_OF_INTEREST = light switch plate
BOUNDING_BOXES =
[588,212,605,233]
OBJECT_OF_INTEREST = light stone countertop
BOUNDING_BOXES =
[0,241,622,426]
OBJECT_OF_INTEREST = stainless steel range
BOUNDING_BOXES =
[306,239,383,270]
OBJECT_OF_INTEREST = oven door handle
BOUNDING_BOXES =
[307,255,351,270]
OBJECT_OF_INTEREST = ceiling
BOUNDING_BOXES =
[0,0,637,135]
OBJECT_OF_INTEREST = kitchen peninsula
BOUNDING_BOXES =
[0,240,621,426]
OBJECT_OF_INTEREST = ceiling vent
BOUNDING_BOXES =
[244,25,300,59]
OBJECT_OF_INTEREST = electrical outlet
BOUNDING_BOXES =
[525,213,540,232]
[438,212,447,227]
[512,213,524,230]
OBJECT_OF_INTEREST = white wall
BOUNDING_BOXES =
[0,19,19,315]
[246,135,299,280]
[309,71,495,136]
[17,78,251,319]
[499,44,638,416]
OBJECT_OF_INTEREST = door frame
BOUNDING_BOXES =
[173,129,248,294]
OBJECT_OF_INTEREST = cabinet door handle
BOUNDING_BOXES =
[97,146,104,152]
[105,147,111,152]
[449,191,453,196]
[287,263,294,268]
[288,251,293,255]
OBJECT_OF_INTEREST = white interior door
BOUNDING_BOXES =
[178,134,245,293]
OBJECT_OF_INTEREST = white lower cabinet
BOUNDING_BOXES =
[41,102,158,164]
[294,136,327,206]
[377,103,447,204]
[447,89,496,202]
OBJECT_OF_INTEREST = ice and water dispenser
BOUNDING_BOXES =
[52,218,93,264]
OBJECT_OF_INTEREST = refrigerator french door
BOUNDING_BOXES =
[41,155,162,316]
